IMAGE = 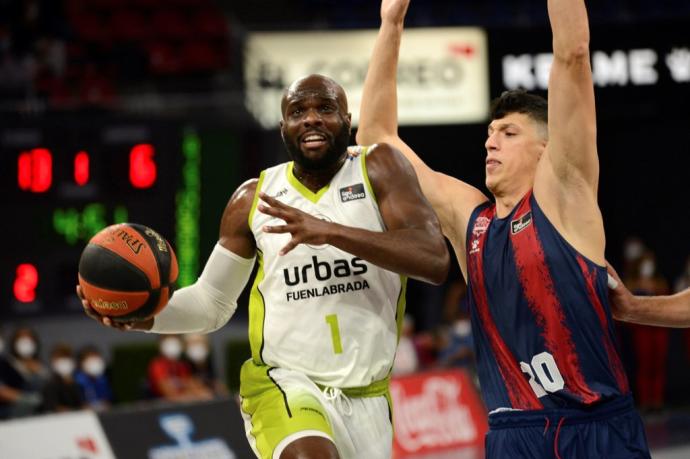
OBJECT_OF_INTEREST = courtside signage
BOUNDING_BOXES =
[245,28,489,128]
[0,411,116,459]
[391,369,488,457]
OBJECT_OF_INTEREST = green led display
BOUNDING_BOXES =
[53,204,129,245]
[176,129,201,287]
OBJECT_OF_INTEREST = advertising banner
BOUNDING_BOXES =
[245,28,489,128]
[0,410,115,459]
[391,369,487,458]
[488,22,690,118]
[98,398,254,459]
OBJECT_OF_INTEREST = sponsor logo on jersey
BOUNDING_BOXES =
[339,183,366,202]
[283,256,370,301]
[273,187,288,198]
[286,280,371,302]
[283,256,367,286]
[511,211,532,235]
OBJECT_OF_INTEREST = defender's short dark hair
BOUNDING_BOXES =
[490,90,548,125]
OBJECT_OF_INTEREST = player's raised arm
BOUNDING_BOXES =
[608,263,690,328]
[259,144,450,285]
[357,0,487,276]
[542,0,598,190]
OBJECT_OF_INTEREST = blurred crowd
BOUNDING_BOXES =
[0,329,227,420]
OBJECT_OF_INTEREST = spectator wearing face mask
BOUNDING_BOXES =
[625,250,670,414]
[184,334,228,397]
[147,335,213,402]
[0,327,49,418]
[392,315,419,376]
[41,343,84,413]
[74,346,113,411]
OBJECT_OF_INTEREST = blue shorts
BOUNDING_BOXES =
[486,395,650,459]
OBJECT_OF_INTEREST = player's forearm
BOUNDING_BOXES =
[356,18,403,144]
[150,244,255,333]
[620,290,690,328]
[326,224,449,285]
[548,0,590,60]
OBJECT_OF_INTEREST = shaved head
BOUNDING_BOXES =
[281,74,348,117]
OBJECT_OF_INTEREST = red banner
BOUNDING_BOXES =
[391,369,488,458]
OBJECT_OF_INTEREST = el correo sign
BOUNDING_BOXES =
[245,28,489,128]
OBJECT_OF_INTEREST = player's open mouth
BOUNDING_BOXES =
[301,132,328,148]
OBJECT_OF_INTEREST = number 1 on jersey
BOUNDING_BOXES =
[325,314,343,354]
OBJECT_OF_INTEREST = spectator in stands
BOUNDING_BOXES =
[437,306,475,371]
[183,334,228,397]
[625,249,670,413]
[41,343,84,412]
[622,236,646,280]
[0,326,48,418]
[673,255,690,293]
[74,346,113,411]
[392,315,419,375]
[148,335,213,402]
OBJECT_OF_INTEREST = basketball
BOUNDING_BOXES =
[78,223,179,322]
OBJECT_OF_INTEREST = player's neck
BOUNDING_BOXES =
[293,156,346,193]
[493,184,532,218]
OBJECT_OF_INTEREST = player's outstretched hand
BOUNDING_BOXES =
[606,262,635,321]
[258,192,335,256]
[76,285,153,331]
[381,0,410,24]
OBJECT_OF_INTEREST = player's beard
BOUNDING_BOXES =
[284,123,351,171]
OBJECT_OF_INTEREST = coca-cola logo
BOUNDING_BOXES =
[392,376,478,452]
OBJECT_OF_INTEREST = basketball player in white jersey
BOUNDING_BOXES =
[78,74,450,459]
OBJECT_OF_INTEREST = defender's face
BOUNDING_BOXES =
[484,113,546,194]
[280,80,351,170]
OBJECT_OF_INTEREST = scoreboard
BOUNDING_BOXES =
[0,121,200,318]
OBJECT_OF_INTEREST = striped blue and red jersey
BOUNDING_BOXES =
[466,190,629,413]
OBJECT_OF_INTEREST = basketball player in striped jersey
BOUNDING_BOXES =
[78,74,450,459]
[355,0,651,456]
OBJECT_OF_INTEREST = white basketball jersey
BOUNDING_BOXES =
[247,150,405,389]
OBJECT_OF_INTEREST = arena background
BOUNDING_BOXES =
[1,1,689,458]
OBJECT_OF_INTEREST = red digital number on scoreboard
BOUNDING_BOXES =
[13,263,39,303]
[129,143,157,189]
[18,148,52,193]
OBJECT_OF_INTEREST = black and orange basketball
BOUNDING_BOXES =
[78,223,178,322]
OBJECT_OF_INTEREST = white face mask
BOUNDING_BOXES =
[161,339,182,360]
[83,357,105,377]
[624,241,643,261]
[53,358,75,377]
[14,337,37,358]
[185,343,209,363]
[453,319,472,337]
[639,259,655,279]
